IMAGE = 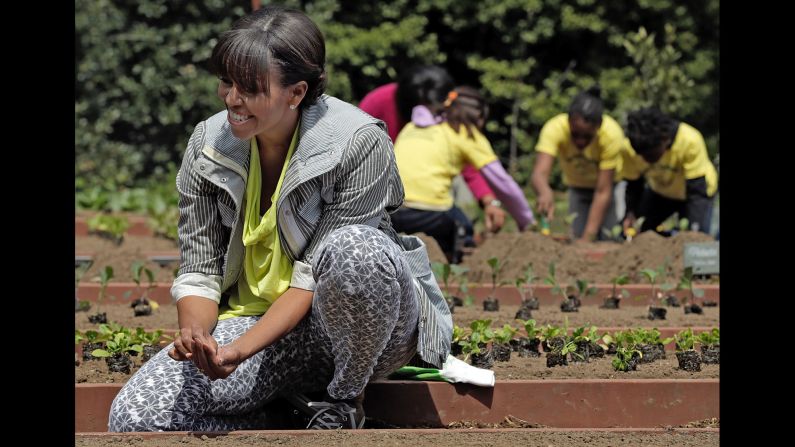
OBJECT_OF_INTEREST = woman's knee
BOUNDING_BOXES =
[314,225,403,282]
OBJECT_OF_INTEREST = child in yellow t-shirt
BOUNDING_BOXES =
[392,86,534,262]
[621,107,718,235]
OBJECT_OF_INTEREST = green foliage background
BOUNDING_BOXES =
[76,0,718,201]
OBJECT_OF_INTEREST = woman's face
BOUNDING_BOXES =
[216,71,296,141]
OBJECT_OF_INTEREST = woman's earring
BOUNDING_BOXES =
[289,104,297,110]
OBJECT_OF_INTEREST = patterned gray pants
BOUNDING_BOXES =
[108,225,420,431]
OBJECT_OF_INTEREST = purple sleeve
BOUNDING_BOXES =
[480,161,535,230]
[461,165,494,200]
[411,105,443,127]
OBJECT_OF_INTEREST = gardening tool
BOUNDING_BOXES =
[390,354,495,387]
[539,215,551,236]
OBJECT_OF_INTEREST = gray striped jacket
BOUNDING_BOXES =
[170,94,451,367]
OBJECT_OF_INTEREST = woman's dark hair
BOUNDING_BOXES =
[445,86,489,139]
[209,4,326,109]
[568,85,603,125]
[395,65,455,123]
[625,107,679,155]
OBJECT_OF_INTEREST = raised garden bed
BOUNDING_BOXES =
[75,379,718,432]
[75,222,719,440]
[75,338,718,384]
[74,283,720,309]
[75,300,719,333]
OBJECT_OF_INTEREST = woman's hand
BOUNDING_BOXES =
[190,328,244,380]
[170,297,220,361]
[169,324,205,361]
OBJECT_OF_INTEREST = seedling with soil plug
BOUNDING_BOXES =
[674,328,702,372]
[514,264,540,320]
[678,266,705,314]
[91,332,144,374]
[697,328,719,364]
[483,257,506,311]
[512,319,541,357]
[492,324,517,362]
[640,268,667,320]
[602,274,630,309]
[463,319,495,369]
[432,262,455,313]
[88,266,115,324]
[545,263,576,312]
[130,261,159,317]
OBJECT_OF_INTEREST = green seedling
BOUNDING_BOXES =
[87,213,129,244]
[450,264,473,306]
[697,328,719,347]
[674,328,697,352]
[520,319,540,339]
[91,332,144,358]
[678,266,705,305]
[493,324,518,344]
[612,346,643,371]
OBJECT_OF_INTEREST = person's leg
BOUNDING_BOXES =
[109,226,420,432]
[311,224,420,401]
[108,316,304,432]
[597,183,619,240]
[567,187,593,239]
[391,208,456,262]
[613,180,627,225]
[688,196,714,234]
[445,206,474,263]
[638,188,682,233]
[446,206,474,246]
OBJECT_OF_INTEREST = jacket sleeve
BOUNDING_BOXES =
[170,120,227,304]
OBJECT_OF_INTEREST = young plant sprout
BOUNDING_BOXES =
[515,264,539,319]
[432,261,455,313]
[678,266,705,314]
[131,261,159,316]
[612,346,643,372]
[492,324,517,362]
[603,274,630,308]
[640,267,667,320]
[88,266,115,324]
[574,278,598,302]
[463,319,495,368]
[674,328,701,371]
[545,262,575,312]
[483,257,506,311]
[450,264,471,306]
[87,213,130,245]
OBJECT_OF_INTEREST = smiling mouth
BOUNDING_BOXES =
[228,110,252,123]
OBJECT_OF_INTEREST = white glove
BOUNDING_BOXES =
[440,354,495,387]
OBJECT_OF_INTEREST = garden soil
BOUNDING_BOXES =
[75,430,719,446]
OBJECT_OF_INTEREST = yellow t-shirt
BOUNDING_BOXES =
[394,122,497,210]
[621,122,718,201]
[535,113,625,188]
[218,125,298,320]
